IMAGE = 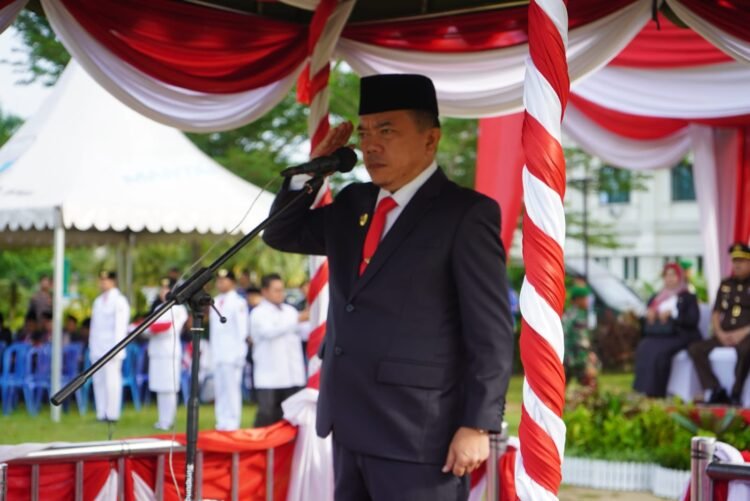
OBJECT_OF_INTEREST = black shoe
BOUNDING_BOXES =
[730,394,743,407]
[708,388,731,405]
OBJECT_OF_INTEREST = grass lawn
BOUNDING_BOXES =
[0,373,635,444]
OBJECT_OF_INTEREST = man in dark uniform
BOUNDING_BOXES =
[688,243,750,405]
[263,74,513,500]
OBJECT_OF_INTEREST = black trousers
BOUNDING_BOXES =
[687,335,750,398]
[253,386,302,427]
[333,439,469,501]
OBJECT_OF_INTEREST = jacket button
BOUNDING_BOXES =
[334,346,343,356]
[345,304,355,313]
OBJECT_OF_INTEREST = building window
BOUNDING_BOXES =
[599,166,631,204]
[671,160,696,201]
[623,256,639,280]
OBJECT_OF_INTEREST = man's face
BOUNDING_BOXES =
[40,277,51,292]
[732,258,750,280]
[247,292,263,308]
[357,110,440,193]
[216,277,233,294]
[262,279,286,306]
[99,278,114,292]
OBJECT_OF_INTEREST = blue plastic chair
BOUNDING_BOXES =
[1,342,31,415]
[24,344,52,415]
[121,343,142,411]
[62,342,86,414]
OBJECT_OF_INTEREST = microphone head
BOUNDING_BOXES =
[333,147,357,173]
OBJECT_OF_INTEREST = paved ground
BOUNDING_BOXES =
[559,486,665,500]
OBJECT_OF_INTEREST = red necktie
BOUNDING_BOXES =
[360,196,397,276]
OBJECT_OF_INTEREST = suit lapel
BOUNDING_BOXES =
[350,169,447,298]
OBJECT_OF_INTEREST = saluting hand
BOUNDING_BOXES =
[442,427,489,477]
[310,121,354,160]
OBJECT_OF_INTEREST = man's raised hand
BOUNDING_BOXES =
[311,121,354,160]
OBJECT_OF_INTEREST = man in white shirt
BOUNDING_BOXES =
[249,273,306,427]
[89,271,130,422]
[209,269,248,431]
[147,277,189,430]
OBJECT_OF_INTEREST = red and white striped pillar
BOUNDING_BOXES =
[515,0,570,500]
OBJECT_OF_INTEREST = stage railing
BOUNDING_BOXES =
[691,436,750,501]
[1,462,7,501]
[5,439,187,501]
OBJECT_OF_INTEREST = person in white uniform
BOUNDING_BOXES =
[249,273,306,427]
[147,277,189,430]
[89,271,130,422]
[209,269,248,431]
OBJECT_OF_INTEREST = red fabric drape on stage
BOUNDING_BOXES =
[6,460,115,501]
[4,423,296,501]
[569,94,750,140]
[476,114,525,251]
[60,0,307,93]
[736,127,750,244]
[155,421,297,500]
[610,18,733,68]
[678,0,750,43]
[341,0,638,52]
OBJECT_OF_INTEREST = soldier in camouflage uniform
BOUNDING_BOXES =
[563,285,600,388]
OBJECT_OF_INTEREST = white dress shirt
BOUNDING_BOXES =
[209,290,248,366]
[375,160,437,238]
[290,160,438,238]
[89,288,130,361]
[249,299,306,389]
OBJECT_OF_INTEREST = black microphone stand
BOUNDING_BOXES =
[51,177,322,501]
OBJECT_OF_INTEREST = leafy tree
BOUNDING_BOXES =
[8,9,69,85]
[0,107,22,145]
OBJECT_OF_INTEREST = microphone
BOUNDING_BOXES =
[280,147,357,178]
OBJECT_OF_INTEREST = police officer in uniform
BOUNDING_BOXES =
[89,271,130,422]
[688,243,750,404]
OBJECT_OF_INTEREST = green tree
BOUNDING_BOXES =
[0,107,22,146]
[8,9,69,85]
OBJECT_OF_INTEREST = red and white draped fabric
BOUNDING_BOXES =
[41,0,306,131]
[0,0,25,33]
[282,3,355,501]
[665,0,750,64]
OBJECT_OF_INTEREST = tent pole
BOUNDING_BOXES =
[51,207,65,423]
[125,232,135,306]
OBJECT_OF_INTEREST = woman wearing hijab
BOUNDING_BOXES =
[633,262,701,397]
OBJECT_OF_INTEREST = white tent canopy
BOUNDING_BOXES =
[0,60,274,246]
[0,60,275,422]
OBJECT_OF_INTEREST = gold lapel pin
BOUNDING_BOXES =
[359,213,369,227]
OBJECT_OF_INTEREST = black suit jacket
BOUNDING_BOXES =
[263,168,514,464]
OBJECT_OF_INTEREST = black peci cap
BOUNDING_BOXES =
[359,74,439,116]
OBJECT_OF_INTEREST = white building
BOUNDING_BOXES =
[563,155,702,295]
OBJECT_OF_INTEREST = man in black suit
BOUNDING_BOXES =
[263,74,513,500]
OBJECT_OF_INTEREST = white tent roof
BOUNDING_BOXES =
[0,60,274,246]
